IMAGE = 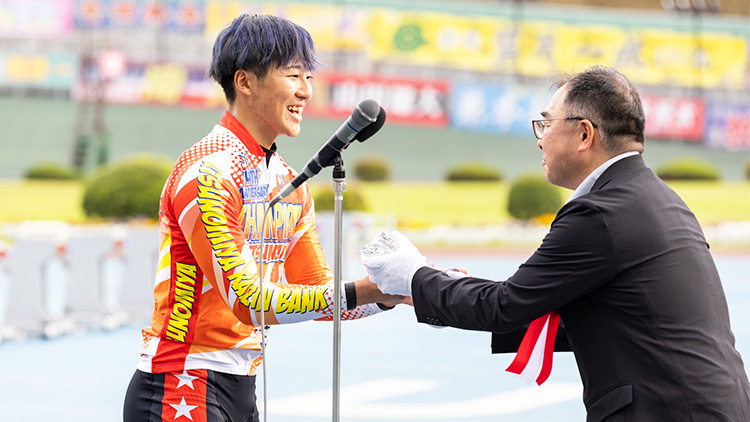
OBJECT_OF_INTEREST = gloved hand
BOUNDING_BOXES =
[360,231,426,297]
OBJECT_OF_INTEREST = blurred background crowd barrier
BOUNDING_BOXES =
[0,222,159,342]
[0,214,392,343]
[0,0,748,180]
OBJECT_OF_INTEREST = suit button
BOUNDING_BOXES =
[426,317,442,326]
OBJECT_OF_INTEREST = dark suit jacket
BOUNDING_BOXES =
[412,155,750,422]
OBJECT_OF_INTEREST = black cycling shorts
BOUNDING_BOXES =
[123,369,260,422]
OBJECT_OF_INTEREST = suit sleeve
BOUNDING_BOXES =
[490,321,572,353]
[412,199,618,332]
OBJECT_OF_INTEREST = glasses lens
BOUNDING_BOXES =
[533,121,543,139]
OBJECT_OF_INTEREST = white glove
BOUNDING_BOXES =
[360,230,426,297]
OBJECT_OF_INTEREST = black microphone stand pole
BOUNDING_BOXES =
[331,154,345,422]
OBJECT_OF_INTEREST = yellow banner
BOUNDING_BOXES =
[515,21,563,78]
[205,1,367,51]
[518,24,747,89]
[6,54,49,83]
[369,9,507,71]
[636,29,747,89]
[262,3,369,51]
[204,1,246,39]
[202,1,747,89]
[141,63,188,105]
[555,25,628,74]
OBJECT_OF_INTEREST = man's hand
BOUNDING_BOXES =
[437,266,469,278]
[354,276,413,307]
[360,231,426,296]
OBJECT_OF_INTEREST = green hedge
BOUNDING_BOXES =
[507,174,562,221]
[655,158,720,181]
[313,185,367,212]
[445,161,503,182]
[353,156,391,181]
[82,155,173,220]
[25,162,81,180]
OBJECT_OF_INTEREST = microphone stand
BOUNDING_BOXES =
[331,154,345,422]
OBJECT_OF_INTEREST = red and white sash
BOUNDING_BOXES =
[505,311,560,385]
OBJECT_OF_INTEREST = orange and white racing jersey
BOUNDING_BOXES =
[137,111,382,376]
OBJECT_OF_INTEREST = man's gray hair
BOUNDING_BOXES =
[553,66,645,153]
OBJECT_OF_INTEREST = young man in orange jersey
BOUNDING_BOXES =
[124,14,405,422]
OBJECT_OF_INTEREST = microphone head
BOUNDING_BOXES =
[350,99,380,129]
[354,107,386,143]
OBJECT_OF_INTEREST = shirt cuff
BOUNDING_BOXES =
[344,282,357,311]
[345,281,395,311]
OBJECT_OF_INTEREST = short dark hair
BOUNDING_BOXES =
[553,66,645,152]
[207,14,321,104]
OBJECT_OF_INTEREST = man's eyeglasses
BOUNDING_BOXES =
[532,117,597,140]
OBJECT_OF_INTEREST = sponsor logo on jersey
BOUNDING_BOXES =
[226,271,329,314]
[241,168,269,202]
[224,274,274,311]
[276,288,328,314]
[276,174,287,189]
[246,202,303,242]
[166,262,198,342]
[196,161,243,273]
[238,151,249,167]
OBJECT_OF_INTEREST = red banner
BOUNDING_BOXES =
[307,72,450,127]
[642,95,705,142]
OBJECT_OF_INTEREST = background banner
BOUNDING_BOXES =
[705,102,750,150]
[0,52,78,89]
[310,72,450,127]
[0,0,74,38]
[201,1,749,90]
[369,9,506,72]
[5,0,747,151]
[74,0,205,31]
[641,95,705,141]
[449,82,549,136]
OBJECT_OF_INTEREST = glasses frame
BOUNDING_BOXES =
[532,117,597,140]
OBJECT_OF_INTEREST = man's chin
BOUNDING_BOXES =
[281,128,301,139]
[543,169,558,187]
[288,126,302,138]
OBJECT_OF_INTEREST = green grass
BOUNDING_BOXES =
[311,181,537,227]
[666,181,750,225]
[3,179,748,229]
[313,180,750,228]
[1,180,86,223]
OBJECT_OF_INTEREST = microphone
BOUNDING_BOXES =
[269,99,383,207]
[350,105,386,145]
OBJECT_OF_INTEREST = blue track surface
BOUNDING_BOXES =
[1,253,748,421]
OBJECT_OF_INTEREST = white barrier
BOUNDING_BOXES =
[0,222,159,340]
[2,221,73,338]
[0,215,390,341]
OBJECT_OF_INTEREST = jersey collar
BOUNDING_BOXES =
[219,111,269,157]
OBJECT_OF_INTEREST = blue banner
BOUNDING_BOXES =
[449,81,551,137]
[74,0,204,31]
[705,101,750,151]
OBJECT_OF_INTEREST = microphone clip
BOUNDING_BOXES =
[332,154,345,180]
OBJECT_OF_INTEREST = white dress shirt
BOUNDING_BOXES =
[566,151,640,204]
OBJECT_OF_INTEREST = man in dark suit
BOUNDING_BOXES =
[362,66,750,421]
